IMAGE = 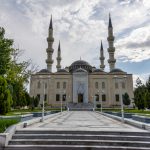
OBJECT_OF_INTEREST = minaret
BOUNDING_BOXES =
[107,13,116,71]
[46,15,54,72]
[56,41,62,71]
[99,40,105,71]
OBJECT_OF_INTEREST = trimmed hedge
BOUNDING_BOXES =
[0,118,20,133]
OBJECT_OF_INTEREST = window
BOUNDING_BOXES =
[57,82,60,89]
[37,94,40,100]
[37,81,41,89]
[115,94,119,102]
[95,94,99,101]
[44,94,47,101]
[62,94,66,101]
[63,82,66,89]
[122,82,125,89]
[95,82,98,89]
[56,94,60,101]
[115,82,118,89]
[102,82,105,89]
[102,94,106,101]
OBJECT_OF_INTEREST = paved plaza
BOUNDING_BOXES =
[28,111,146,132]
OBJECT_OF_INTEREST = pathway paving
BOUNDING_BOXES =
[27,111,147,132]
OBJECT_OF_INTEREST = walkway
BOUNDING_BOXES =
[28,111,146,132]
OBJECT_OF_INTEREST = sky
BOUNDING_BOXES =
[0,0,150,87]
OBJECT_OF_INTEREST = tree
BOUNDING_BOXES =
[134,78,146,110]
[145,90,150,109]
[0,76,12,115]
[146,76,150,92]
[0,27,13,76]
[123,93,130,106]
[134,85,146,110]
[33,96,40,107]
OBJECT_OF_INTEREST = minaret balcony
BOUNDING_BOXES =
[107,36,114,41]
[107,47,115,52]
[46,59,53,64]
[108,59,116,63]
[47,37,54,42]
[46,48,54,53]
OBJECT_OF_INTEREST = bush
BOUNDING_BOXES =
[0,118,20,133]
[96,104,101,108]
[123,93,131,106]
[0,76,12,115]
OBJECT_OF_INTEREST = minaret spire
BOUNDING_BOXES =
[49,15,53,29]
[56,41,62,71]
[107,13,116,71]
[108,13,112,28]
[46,15,54,72]
[99,40,105,71]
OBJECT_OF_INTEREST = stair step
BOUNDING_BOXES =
[15,130,150,136]
[5,145,150,150]
[12,134,150,141]
[9,139,150,147]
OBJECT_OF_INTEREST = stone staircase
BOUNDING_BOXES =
[68,103,94,111]
[5,129,150,150]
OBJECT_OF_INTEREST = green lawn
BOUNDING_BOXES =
[0,119,20,133]
[3,108,64,116]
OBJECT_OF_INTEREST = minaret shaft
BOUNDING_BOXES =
[99,41,105,71]
[46,15,54,72]
[107,13,116,71]
[56,41,62,71]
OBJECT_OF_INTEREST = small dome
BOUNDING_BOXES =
[110,68,124,73]
[93,69,104,73]
[57,69,69,73]
[74,68,87,73]
[38,69,49,73]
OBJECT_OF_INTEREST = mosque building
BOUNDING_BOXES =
[29,14,133,108]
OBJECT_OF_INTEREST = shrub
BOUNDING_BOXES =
[0,76,12,115]
[0,118,20,133]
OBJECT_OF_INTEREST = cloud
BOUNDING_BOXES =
[0,0,149,87]
[115,25,150,62]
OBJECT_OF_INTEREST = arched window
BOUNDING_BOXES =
[102,94,106,101]
[95,94,99,101]
[63,82,66,89]
[95,82,98,89]
[102,82,105,89]
[56,82,60,89]
[37,81,41,89]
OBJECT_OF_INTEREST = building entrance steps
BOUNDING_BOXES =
[4,111,150,150]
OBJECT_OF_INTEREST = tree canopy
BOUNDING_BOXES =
[0,27,37,114]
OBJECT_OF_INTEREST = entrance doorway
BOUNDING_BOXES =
[78,94,83,103]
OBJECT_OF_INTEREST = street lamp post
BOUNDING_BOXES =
[114,75,127,123]
[68,95,70,111]
[41,81,45,122]
[61,90,66,113]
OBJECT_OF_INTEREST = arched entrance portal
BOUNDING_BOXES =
[73,68,88,103]
[78,93,83,103]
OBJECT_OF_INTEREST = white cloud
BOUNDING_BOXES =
[115,25,150,62]
[0,0,149,77]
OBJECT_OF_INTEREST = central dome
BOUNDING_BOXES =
[69,60,92,73]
